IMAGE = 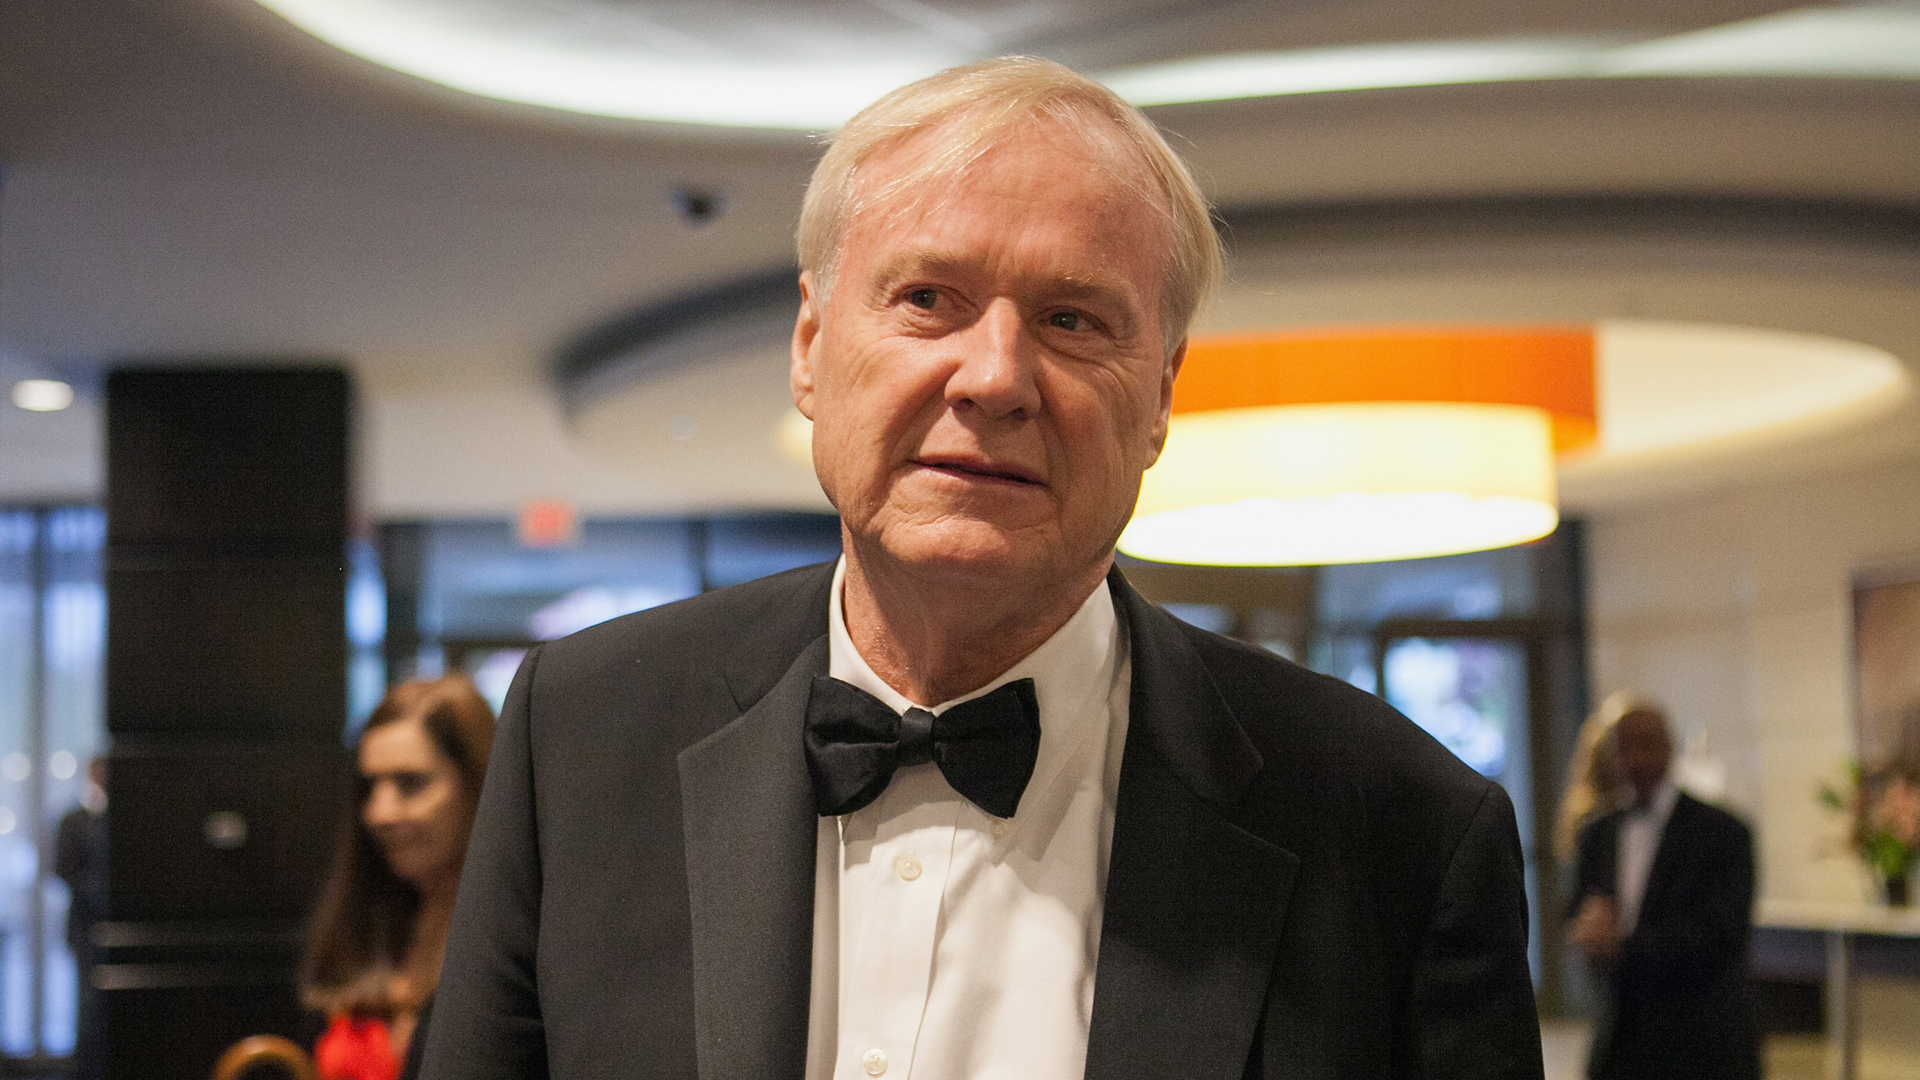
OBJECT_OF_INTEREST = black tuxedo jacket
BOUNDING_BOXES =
[421,563,1542,1079]
[1572,794,1759,1080]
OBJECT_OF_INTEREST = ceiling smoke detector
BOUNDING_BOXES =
[670,187,728,228]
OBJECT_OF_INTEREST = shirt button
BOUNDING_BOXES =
[895,853,921,881]
[990,819,1007,839]
[862,1047,888,1075]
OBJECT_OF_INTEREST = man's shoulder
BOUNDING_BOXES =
[1158,616,1508,913]
[525,561,835,703]
[1174,620,1490,801]
[560,560,833,646]
[1674,791,1752,840]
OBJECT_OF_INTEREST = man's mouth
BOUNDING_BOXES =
[913,458,1042,486]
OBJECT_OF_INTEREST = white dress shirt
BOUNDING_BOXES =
[804,558,1131,1080]
[1615,778,1678,937]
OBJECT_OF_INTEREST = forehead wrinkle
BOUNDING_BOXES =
[844,117,1158,255]
[1046,272,1142,307]
[884,249,972,281]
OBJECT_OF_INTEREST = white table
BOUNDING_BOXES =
[1757,898,1920,1080]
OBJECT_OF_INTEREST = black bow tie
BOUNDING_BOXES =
[804,675,1041,819]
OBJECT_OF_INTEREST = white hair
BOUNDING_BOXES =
[796,56,1222,354]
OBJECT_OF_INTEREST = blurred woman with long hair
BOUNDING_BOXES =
[301,675,495,1080]
[1552,691,1641,864]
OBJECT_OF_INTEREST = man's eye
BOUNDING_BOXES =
[394,773,430,797]
[907,288,939,309]
[1048,311,1087,332]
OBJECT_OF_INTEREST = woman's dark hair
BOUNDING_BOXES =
[299,675,496,1015]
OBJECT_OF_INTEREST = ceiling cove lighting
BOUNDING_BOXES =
[250,2,1920,129]
[1120,328,1596,567]
[1102,5,1920,107]
[1585,321,1909,458]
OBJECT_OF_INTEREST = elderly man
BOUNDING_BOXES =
[422,58,1540,1080]
[1569,707,1758,1080]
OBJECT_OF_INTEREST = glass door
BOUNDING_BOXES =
[1376,626,1544,985]
[0,506,105,1066]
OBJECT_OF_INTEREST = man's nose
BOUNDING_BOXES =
[945,299,1040,420]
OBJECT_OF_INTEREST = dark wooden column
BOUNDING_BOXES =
[101,368,351,1080]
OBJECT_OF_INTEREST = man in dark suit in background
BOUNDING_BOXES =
[422,56,1541,1080]
[56,759,108,1080]
[1570,706,1760,1080]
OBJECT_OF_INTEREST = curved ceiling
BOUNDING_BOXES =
[252,0,1920,128]
[1588,321,1909,460]
[3,0,1917,514]
[564,205,1920,516]
[556,195,1920,414]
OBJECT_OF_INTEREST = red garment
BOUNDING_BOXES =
[314,1014,400,1080]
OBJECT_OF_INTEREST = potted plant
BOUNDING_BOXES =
[1821,763,1920,906]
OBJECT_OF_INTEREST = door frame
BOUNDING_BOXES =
[1372,616,1566,1014]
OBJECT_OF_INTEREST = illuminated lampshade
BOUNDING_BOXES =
[1122,327,1597,566]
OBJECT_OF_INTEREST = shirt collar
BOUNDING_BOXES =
[1632,778,1680,820]
[826,555,1117,723]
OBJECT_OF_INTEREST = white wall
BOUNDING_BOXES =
[1588,452,1920,904]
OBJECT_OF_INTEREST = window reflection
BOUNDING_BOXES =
[0,506,105,1062]
[1384,637,1519,778]
[387,514,845,715]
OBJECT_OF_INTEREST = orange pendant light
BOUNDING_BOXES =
[1122,326,1597,566]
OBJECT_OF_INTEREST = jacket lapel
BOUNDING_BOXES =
[679,634,829,1080]
[1632,793,1694,935]
[1087,572,1300,1080]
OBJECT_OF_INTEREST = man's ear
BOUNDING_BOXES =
[1147,338,1187,460]
[790,271,822,419]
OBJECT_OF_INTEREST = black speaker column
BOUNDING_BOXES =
[101,369,351,1080]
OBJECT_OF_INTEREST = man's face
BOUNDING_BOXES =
[1615,710,1674,802]
[791,120,1181,588]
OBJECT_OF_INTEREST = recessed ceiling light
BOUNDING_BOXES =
[12,380,74,412]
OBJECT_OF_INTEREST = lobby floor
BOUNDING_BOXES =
[1542,976,1920,1080]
